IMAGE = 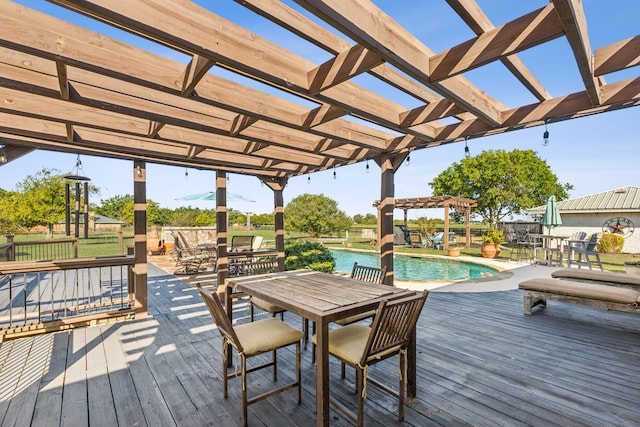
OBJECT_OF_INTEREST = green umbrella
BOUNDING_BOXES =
[542,195,562,233]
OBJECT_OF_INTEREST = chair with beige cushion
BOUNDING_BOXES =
[313,291,428,426]
[196,284,303,427]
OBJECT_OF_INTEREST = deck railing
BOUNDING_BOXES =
[0,255,136,339]
[2,236,79,261]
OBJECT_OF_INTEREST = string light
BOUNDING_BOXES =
[406,154,410,166]
[365,159,370,174]
[333,167,336,180]
[543,119,550,146]
[136,165,142,177]
[0,145,6,164]
[307,174,311,184]
[464,136,470,158]
[184,168,189,180]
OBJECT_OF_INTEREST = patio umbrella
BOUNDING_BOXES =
[175,191,255,203]
[542,195,562,233]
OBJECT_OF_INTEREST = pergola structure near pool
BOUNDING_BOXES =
[374,196,478,250]
[0,1,639,319]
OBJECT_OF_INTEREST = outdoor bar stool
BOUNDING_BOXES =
[312,292,428,427]
[196,284,303,427]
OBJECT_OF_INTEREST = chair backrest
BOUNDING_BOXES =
[361,291,429,365]
[196,284,243,353]
[430,232,444,242]
[570,231,587,241]
[585,232,602,251]
[177,231,194,248]
[351,262,387,284]
[231,235,255,252]
[251,235,264,251]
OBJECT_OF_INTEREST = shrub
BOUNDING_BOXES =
[284,241,335,273]
[596,232,624,253]
[481,228,505,244]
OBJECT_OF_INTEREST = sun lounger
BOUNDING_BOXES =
[519,278,640,315]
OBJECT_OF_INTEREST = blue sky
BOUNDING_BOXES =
[1,1,638,220]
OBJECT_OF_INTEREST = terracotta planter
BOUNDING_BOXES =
[448,248,460,257]
[481,243,501,258]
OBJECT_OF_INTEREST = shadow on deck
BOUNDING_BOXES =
[0,263,639,426]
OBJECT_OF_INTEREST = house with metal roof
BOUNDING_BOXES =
[528,186,640,253]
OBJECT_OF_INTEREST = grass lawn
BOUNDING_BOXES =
[6,230,639,273]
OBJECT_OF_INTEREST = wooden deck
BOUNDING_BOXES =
[1,263,639,426]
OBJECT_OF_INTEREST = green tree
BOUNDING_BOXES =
[284,193,352,238]
[353,213,377,225]
[430,149,572,227]
[121,199,165,226]
[94,194,134,223]
[11,169,69,237]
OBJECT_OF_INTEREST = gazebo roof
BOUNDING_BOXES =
[374,196,477,210]
[0,1,638,177]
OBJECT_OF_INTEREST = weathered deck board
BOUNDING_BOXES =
[0,263,638,426]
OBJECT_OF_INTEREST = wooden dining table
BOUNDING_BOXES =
[225,270,416,427]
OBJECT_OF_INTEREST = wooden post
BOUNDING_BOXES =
[444,205,450,250]
[374,152,407,286]
[132,160,148,318]
[262,177,288,272]
[216,171,229,301]
[465,207,471,247]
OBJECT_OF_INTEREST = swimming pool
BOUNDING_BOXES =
[330,249,499,282]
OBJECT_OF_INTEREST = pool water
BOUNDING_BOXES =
[330,250,499,281]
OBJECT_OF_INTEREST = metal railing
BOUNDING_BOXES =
[0,256,136,339]
[2,236,79,262]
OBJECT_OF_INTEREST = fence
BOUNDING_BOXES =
[0,256,136,339]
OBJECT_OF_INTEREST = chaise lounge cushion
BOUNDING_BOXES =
[519,278,640,305]
[551,268,640,287]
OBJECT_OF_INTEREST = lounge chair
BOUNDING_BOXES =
[171,231,209,275]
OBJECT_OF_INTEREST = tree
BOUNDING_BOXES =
[284,193,352,238]
[10,169,69,237]
[354,213,377,225]
[94,194,133,223]
[430,149,572,227]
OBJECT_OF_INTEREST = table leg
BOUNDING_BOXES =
[407,326,417,398]
[315,320,329,427]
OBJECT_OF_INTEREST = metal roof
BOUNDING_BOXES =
[528,186,640,214]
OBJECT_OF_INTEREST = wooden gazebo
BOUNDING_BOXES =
[0,1,638,296]
[374,196,477,250]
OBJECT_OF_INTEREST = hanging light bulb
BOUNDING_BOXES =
[365,159,370,174]
[333,167,337,180]
[0,145,7,164]
[543,119,550,146]
[184,168,189,180]
[406,154,410,166]
[307,174,311,184]
[464,136,470,158]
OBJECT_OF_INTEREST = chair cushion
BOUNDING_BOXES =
[251,296,285,313]
[519,278,640,304]
[552,268,640,287]
[235,317,303,356]
[334,309,375,325]
[312,324,401,365]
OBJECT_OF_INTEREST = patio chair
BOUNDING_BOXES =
[230,235,255,252]
[171,232,208,275]
[567,232,603,270]
[507,229,540,263]
[196,284,303,427]
[312,291,428,426]
[310,262,388,362]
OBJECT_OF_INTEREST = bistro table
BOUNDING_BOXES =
[530,234,571,266]
[226,270,416,427]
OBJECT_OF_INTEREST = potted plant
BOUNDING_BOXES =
[481,228,505,258]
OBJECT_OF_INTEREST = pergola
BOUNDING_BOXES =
[0,1,638,310]
[375,196,478,250]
